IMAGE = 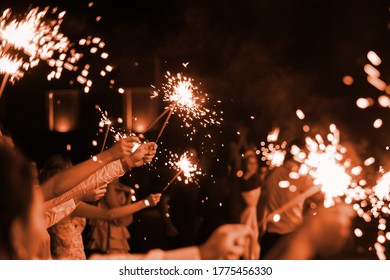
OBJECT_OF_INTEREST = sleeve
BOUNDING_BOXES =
[43,199,77,228]
[44,160,126,210]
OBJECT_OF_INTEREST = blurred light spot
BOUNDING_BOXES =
[364,157,375,166]
[373,119,383,129]
[354,228,363,237]
[342,75,354,85]
[278,180,290,188]
[367,51,382,66]
[296,109,305,120]
[356,97,373,109]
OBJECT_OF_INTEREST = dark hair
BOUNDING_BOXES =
[0,146,33,259]
[39,154,72,183]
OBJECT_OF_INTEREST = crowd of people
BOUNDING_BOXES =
[0,123,355,260]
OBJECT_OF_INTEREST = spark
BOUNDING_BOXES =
[291,125,361,207]
[296,109,305,120]
[356,98,373,109]
[0,7,80,82]
[367,51,382,66]
[168,152,201,184]
[152,72,221,136]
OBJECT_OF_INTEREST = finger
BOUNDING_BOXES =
[221,224,252,239]
[123,136,140,143]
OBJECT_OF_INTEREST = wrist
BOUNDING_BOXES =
[120,158,131,172]
[143,199,150,207]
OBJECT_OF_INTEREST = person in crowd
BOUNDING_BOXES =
[259,139,323,259]
[238,150,262,259]
[87,179,140,254]
[0,143,253,260]
[40,154,161,260]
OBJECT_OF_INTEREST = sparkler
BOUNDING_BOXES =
[268,124,364,222]
[162,152,200,193]
[0,7,82,97]
[260,128,286,168]
[145,71,221,141]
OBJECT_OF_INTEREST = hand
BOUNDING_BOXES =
[82,185,107,202]
[142,142,158,163]
[144,193,162,207]
[107,137,140,160]
[199,224,252,260]
[121,142,158,169]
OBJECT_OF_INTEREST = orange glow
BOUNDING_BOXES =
[342,75,354,85]
[367,76,387,91]
[364,64,380,78]
[367,51,382,66]
[356,97,373,109]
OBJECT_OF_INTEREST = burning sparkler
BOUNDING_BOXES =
[0,7,79,90]
[162,152,200,193]
[144,71,221,141]
[259,128,286,168]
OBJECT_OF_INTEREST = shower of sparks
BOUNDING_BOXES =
[151,71,222,135]
[0,6,121,94]
[290,124,364,208]
[0,7,79,83]
[96,106,141,153]
[167,152,201,184]
[259,128,286,168]
[371,169,390,208]
[0,55,24,77]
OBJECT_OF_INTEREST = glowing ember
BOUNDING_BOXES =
[296,109,305,120]
[356,98,373,109]
[367,51,382,66]
[373,119,383,129]
[342,75,354,85]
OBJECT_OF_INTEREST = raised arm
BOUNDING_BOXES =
[71,194,161,220]
[41,137,139,201]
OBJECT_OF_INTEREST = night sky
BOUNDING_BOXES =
[0,0,389,168]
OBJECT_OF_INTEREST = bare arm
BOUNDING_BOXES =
[105,180,134,226]
[41,138,138,201]
[72,194,161,220]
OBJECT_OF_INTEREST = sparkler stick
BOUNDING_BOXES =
[161,170,184,193]
[101,122,111,152]
[0,73,9,99]
[140,107,171,134]
[155,109,173,142]
[266,185,322,222]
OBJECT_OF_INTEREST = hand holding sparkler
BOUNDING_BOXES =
[143,193,162,207]
[107,137,141,161]
[120,142,158,170]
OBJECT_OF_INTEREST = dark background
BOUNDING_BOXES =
[0,0,389,260]
[0,0,389,167]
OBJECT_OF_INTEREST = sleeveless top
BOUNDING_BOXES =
[48,216,87,260]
